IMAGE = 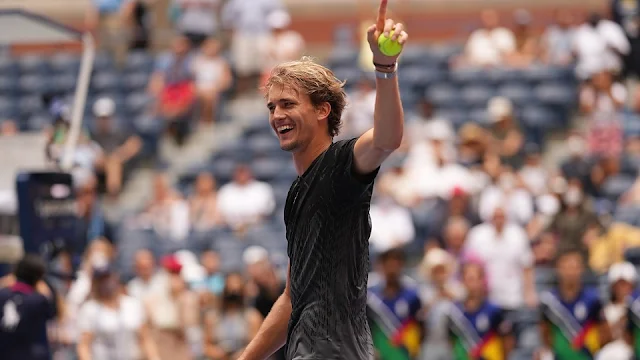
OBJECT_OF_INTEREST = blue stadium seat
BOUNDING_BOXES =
[210,157,237,184]
[50,74,77,93]
[460,85,494,107]
[125,51,154,73]
[621,155,640,176]
[468,107,491,125]
[332,67,363,87]
[397,46,429,67]
[251,158,287,182]
[520,105,563,130]
[17,55,49,75]
[535,267,556,292]
[91,71,121,93]
[399,67,445,91]
[49,53,80,75]
[602,174,636,201]
[121,71,149,92]
[426,84,459,108]
[533,83,577,107]
[272,181,291,207]
[0,57,17,74]
[212,234,247,272]
[0,76,17,95]
[27,112,52,131]
[434,109,467,128]
[247,133,281,158]
[93,52,114,72]
[243,118,273,138]
[449,67,489,86]
[0,98,17,119]
[497,83,534,106]
[18,74,50,95]
[18,95,44,117]
[425,44,464,66]
[487,67,525,84]
[625,247,640,265]
[614,206,640,226]
[125,92,150,116]
[333,25,356,46]
[327,48,359,69]
[524,64,575,84]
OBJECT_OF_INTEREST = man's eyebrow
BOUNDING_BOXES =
[267,98,297,107]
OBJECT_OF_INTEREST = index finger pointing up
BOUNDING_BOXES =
[376,0,388,32]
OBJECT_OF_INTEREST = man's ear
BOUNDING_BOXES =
[316,102,332,122]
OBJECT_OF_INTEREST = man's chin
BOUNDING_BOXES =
[280,141,299,152]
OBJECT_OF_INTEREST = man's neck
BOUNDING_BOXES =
[464,295,484,312]
[383,282,401,299]
[559,283,581,302]
[292,137,333,175]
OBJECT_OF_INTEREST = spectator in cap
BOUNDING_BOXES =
[602,262,636,349]
[264,10,305,72]
[77,257,160,360]
[145,254,200,360]
[507,9,538,68]
[91,97,142,197]
[487,96,525,169]
[0,254,57,360]
[126,249,169,302]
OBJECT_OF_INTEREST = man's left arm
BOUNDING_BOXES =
[353,0,408,175]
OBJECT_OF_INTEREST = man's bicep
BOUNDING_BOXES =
[353,129,393,175]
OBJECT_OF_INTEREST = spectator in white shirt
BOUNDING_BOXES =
[138,173,191,242]
[579,70,627,115]
[478,168,534,226]
[460,9,516,67]
[127,249,169,301]
[192,38,232,124]
[573,13,630,79]
[369,188,416,254]
[541,9,577,65]
[264,10,305,71]
[216,165,276,231]
[464,206,537,310]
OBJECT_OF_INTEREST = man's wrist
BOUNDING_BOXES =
[373,61,397,73]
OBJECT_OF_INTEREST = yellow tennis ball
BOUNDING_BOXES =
[378,31,403,56]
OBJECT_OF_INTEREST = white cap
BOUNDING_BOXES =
[267,10,292,29]
[420,248,453,280]
[243,246,269,265]
[536,194,560,216]
[426,119,454,141]
[608,262,637,284]
[487,96,513,122]
[175,250,199,267]
[181,263,206,283]
[93,97,115,117]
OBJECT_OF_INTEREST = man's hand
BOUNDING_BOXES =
[366,0,409,66]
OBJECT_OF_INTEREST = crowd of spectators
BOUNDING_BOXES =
[2,1,640,360]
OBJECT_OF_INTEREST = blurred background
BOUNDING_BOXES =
[0,0,639,359]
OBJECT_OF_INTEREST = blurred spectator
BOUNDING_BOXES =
[148,35,195,146]
[0,120,18,136]
[369,187,415,253]
[216,165,276,232]
[188,172,222,231]
[465,206,537,310]
[561,135,591,183]
[538,251,609,359]
[126,249,169,301]
[91,97,143,197]
[457,123,489,169]
[546,179,602,263]
[173,0,222,48]
[579,70,627,115]
[145,255,200,360]
[342,75,376,138]
[541,9,576,66]
[460,9,516,68]
[122,0,155,50]
[46,114,103,171]
[508,9,539,68]
[85,0,128,65]
[193,250,225,299]
[73,173,115,254]
[445,261,515,360]
[404,119,457,183]
[478,165,534,226]
[588,155,623,197]
[573,12,630,80]
[193,38,232,124]
[418,248,463,360]
[77,260,159,360]
[426,189,480,248]
[138,173,190,242]
[611,0,640,78]
[367,248,423,359]
[203,272,262,359]
[0,255,57,360]
[377,161,419,208]
[487,96,525,169]
[405,98,454,148]
[519,144,548,197]
[263,10,305,72]
[598,262,636,358]
[222,0,282,93]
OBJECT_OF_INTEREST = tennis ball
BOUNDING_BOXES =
[378,31,403,57]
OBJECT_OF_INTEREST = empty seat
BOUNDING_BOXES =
[50,74,77,93]
[93,52,114,72]
[327,48,359,68]
[125,51,154,72]
[121,71,149,92]
[91,71,121,93]
[449,67,489,86]
[18,75,50,95]
[49,53,81,75]
[524,64,574,84]
[625,247,640,265]
[331,66,363,86]
[461,85,494,107]
[18,95,44,117]
[426,84,459,108]
[0,98,17,119]
[497,83,534,106]
[125,92,150,115]
[468,107,491,125]
[399,66,445,90]
[247,133,281,157]
[534,83,577,107]
[0,57,17,74]
[18,55,49,75]
[0,76,17,95]
[397,46,429,67]
[251,158,287,182]
[487,67,524,84]
[210,158,237,183]
[27,112,52,131]
[520,106,564,130]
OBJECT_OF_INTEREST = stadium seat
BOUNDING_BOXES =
[212,234,247,272]
[17,55,49,75]
[93,52,114,72]
[461,85,495,107]
[434,109,467,129]
[487,67,524,84]
[18,74,50,95]
[449,67,488,87]
[27,112,52,131]
[533,83,577,107]
[468,107,491,125]
[121,71,149,92]
[399,66,445,91]
[50,74,77,93]
[210,157,237,184]
[397,46,429,67]
[91,71,121,93]
[331,67,363,88]
[0,76,17,95]
[625,247,640,265]
[497,83,534,106]
[535,267,556,292]
[524,64,575,84]
[243,118,273,138]
[614,206,640,226]
[125,92,150,116]
[327,48,359,69]
[272,181,292,207]
[0,98,16,119]
[426,84,460,108]
[17,95,44,117]
[125,51,154,73]
[520,105,563,130]
[0,57,17,74]
[332,25,356,46]
[49,53,81,75]
[601,174,636,201]
[247,133,281,158]
[251,158,287,183]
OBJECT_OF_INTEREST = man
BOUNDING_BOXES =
[446,261,514,360]
[367,247,423,360]
[0,255,57,360]
[239,1,407,359]
[539,251,610,360]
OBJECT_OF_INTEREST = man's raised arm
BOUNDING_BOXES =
[238,263,292,360]
[354,0,408,175]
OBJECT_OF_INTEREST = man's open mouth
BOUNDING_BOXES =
[277,125,294,135]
